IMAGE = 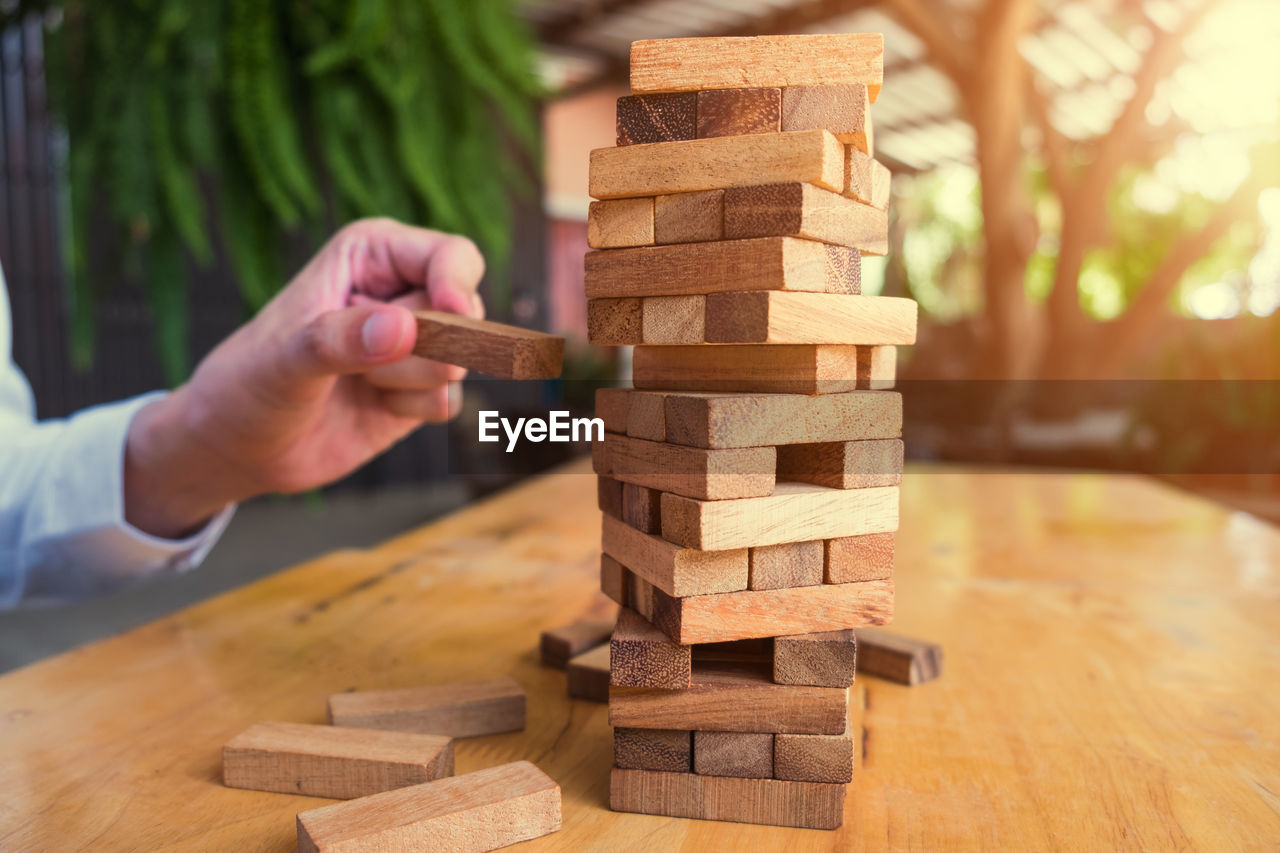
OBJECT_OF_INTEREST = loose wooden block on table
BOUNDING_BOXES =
[616,92,697,145]
[621,482,662,534]
[693,730,774,779]
[748,540,824,590]
[610,768,845,830]
[614,728,692,773]
[595,387,629,433]
[589,129,844,199]
[663,390,903,449]
[774,721,855,784]
[588,198,654,249]
[296,761,560,853]
[609,664,848,735]
[696,88,780,138]
[633,344,866,395]
[854,628,944,685]
[597,475,624,520]
[858,345,897,389]
[594,433,775,501]
[654,189,723,244]
[610,606,691,689]
[776,438,904,490]
[540,618,615,669]
[625,390,666,441]
[328,677,525,738]
[222,721,454,800]
[601,514,747,598]
[566,644,611,703]
[413,312,563,380]
[774,629,858,688]
[826,532,895,583]
[782,84,873,153]
[723,181,888,255]
[704,292,917,345]
[629,34,884,103]
[846,147,892,209]
[585,236,856,299]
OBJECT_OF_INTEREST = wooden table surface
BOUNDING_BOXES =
[1,461,1278,851]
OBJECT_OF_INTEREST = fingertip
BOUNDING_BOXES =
[362,306,417,362]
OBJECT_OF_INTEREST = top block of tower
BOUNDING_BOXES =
[629,35,885,103]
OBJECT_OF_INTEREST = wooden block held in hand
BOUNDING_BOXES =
[723,182,888,255]
[775,723,854,783]
[704,293,918,345]
[566,644,611,702]
[857,345,897,389]
[654,190,724,244]
[614,728,692,772]
[588,198,654,249]
[854,628,944,685]
[413,312,563,380]
[634,344,863,395]
[825,532,895,583]
[846,148,892,209]
[596,388,629,433]
[602,514,748,597]
[749,540,824,590]
[223,722,453,800]
[610,768,845,829]
[617,92,697,145]
[774,630,858,688]
[296,761,561,853]
[694,730,773,778]
[777,439,904,489]
[782,84,873,152]
[664,390,902,449]
[540,618,614,669]
[611,607,692,689]
[696,88,781,138]
[594,433,775,501]
[328,677,525,738]
[597,475,624,520]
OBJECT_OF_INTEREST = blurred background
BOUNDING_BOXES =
[0,0,1276,664]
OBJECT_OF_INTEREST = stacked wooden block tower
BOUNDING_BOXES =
[585,34,915,830]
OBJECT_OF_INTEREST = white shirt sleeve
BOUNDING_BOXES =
[0,264,234,609]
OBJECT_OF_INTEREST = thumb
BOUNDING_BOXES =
[283,305,417,381]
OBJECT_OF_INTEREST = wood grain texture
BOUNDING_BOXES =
[296,761,561,853]
[594,433,776,501]
[412,311,563,380]
[610,768,846,829]
[643,295,705,344]
[588,198,654,249]
[825,532,896,583]
[663,389,902,449]
[633,344,865,395]
[777,439,904,490]
[774,630,858,688]
[621,483,662,534]
[704,293,917,345]
[589,129,844,199]
[857,345,896,390]
[540,619,615,669]
[609,664,848,734]
[328,677,525,738]
[610,607,692,689]
[601,553,629,607]
[781,84,872,152]
[625,391,666,441]
[616,92,697,146]
[854,628,944,685]
[629,34,884,103]
[566,644,611,703]
[660,482,900,550]
[223,722,454,800]
[654,189,724,244]
[587,298,643,346]
[749,540,824,590]
[614,728,692,772]
[596,387,629,433]
[597,475,624,520]
[696,88,781,138]
[775,724,854,784]
[846,147,891,209]
[602,514,748,598]
[723,182,888,255]
[694,730,774,778]
[585,236,855,299]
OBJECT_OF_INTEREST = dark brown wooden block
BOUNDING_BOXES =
[600,554,629,608]
[654,189,724,244]
[693,730,773,778]
[748,541,824,590]
[566,644,610,703]
[774,722,854,783]
[854,628,943,685]
[621,483,663,534]
[617,92,697,145]
[588,297,643,346]
[773,630,857,688]
[540,618,614,669]
[595,388,629,433]
[597,475,624,521]
[610,768,845,829]
[777,439,904,490]
[610,607,692,689]
[696,88,781,139]
[413,311,563,380]
[614,728,692,772]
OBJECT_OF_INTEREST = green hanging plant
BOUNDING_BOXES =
[7,0,545,385]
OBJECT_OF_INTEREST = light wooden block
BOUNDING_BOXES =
[601,553,629,607]
[297,761,561,853]
[595,387,629,433]
[597,475,624,520]
[593,433,776,501]
[413,312,563,380]
[846,147,892,210]
[654,189,724,244]
[630,34,884,103]
[693,731,773,779]
[696,88,781,138]
[621,482,662,534]
[222,722,454,800]
[825,532,895,583]
[328,678,525,738]
[609,664,848,735]
[587,297,643,346]
[777,438,904,490]
[723,181,888,255]
[854,628,944,685]
[749,540,824,590]
[616,92,697,145]
[589,129,844,199]
[774,630,858,688]
[614,728,692,772]
[643,295,705,344]
[663,390,902,449]
[633,344,863,395]
[566,644,611,703]
[540,618,614,669]
[858,345,897,389]
[611,607,692,689]
[782,84,872,153]
[661,482,899,550]
[585,236,856,299]
[610,768,846,829]
[625,390,666,441]
[774,721,854,783]
[704,293,917,345]
[588,198,654,249]
[601,514,747,598]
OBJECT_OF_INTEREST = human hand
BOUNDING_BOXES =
[123,218,485,539]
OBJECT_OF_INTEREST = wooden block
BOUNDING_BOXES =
[629,568,654,621]
[413,311,563,380]
[614,728,692,772]
[782,84,872,153]
[777,439,904,490]
[597,475,624,520]
[633,344,863,395]
[609,663,847,734]
[566,644,611,703]
[297,761,561,853]
[625,390,666,441]
[223,722,453,800]
[775,721,854,783]
[696,88,780,139]
[643,295,705,344]
[723,182,888,255]
[601,553,629,607]
[654,189,723,244]
[664,390,902,449]
[585,236,855,299]
[846,148,892,209]
[825,532,895,583]
[774,630,857,688]
[661,482,898,550]
[596,387,629,433]
[540,618,614,669]
[328,677,525,738]
[704,293,917,345]
[693,730,773,779]
[616,92,697,145]
[589,129,844,199]
[588,198,654,249]
[749,541,824,590]
[610,768,845,829]
[858,345,897,389]
[601,514,747,597]
[630,34,884,103]
[587,297,642,346]
[854,628,944,685]
[594,433,775,501]
[621,483,662,534]
[610,607,692,689]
